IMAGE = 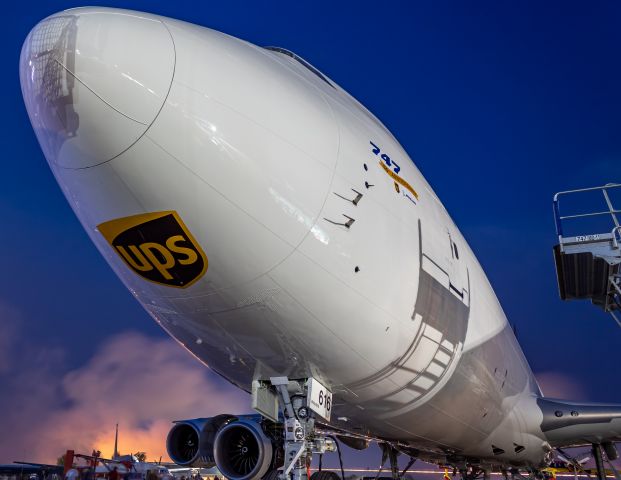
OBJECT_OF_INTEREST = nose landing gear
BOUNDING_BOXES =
[256,377,336,480]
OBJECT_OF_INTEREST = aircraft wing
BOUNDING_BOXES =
[0,464,63,475]
[538,398,621,447]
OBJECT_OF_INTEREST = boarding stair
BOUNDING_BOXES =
[552,183,621,327]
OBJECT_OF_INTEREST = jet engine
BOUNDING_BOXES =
[166,414,234,467]
[167,415,282,480]
[213,418,275,480]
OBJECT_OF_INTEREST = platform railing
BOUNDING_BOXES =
[553,183,621,251]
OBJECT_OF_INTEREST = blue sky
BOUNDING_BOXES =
[1,0,620,465]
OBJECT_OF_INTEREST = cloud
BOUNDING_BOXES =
[0,330,248,464]
[536,371,586,400]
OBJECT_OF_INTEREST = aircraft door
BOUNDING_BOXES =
[419,205,469,306]
[446,230,469,306]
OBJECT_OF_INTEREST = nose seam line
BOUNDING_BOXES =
[53,58,149,126]
[55,18,177,171]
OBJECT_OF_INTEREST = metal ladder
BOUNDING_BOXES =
[552,183,621,327]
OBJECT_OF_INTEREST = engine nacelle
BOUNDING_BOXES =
[166,415,234,467]
[213,419,274,480]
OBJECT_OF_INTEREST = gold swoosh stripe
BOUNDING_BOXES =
[379,161,419,200]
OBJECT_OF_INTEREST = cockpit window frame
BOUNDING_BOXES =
[264,46,335,89]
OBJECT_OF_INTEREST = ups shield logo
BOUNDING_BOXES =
[98,211,207,288]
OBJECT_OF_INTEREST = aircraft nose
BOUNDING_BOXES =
[19,8,175,169]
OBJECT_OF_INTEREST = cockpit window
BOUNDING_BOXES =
[264,46,334,89]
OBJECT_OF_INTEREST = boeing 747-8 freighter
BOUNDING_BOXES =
[19,8,621,480]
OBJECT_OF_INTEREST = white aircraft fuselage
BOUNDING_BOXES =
[20,7,621,473]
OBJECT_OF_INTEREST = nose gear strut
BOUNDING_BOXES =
[265,377,336,480]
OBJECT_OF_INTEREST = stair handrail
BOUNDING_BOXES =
[613,226,621,250]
